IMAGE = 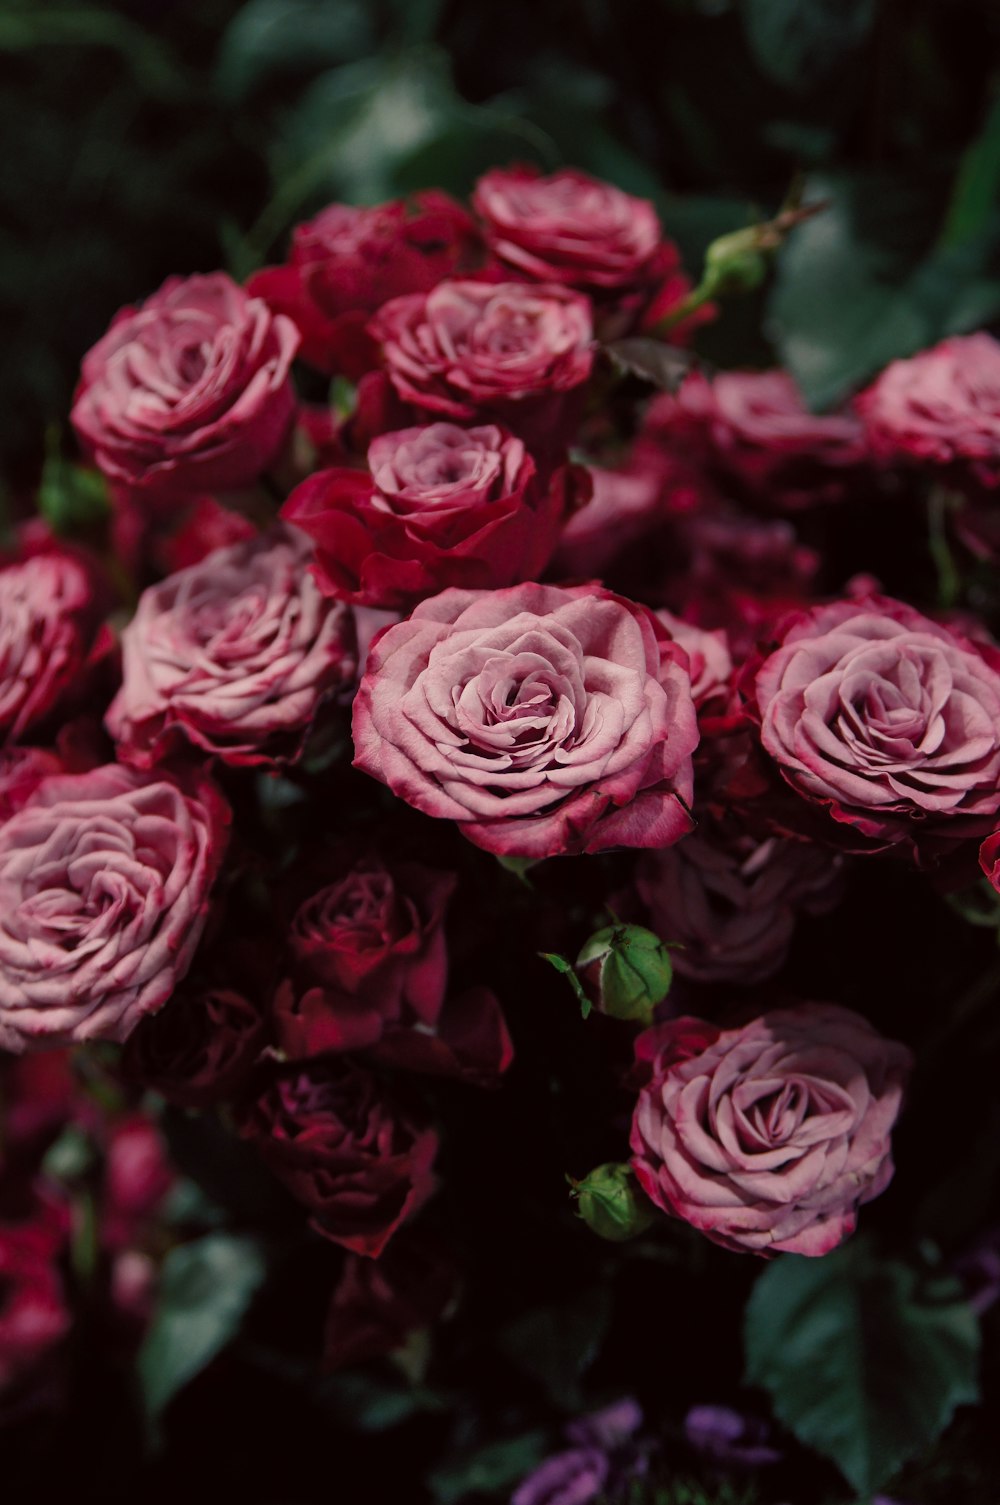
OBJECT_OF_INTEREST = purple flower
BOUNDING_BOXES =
[684,1404,783,1469]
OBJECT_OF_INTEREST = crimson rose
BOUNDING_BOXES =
[352,582,699,859]
[283,422,580,609]
[71,272,299,499]
[241,1063,438,1257]
[106,525,356,768]
[631,1004,912,1255]
[0,764,229,1052]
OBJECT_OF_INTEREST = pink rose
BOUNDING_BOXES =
[0,553,112,745]
[352,582,699,859]
[744,596,1000,852]
[472,165,661,291]
[0,764,229,1052]
[247,192,487,377]
[857,332,1000,487]
[283,422,581,610]
[71,272,299,499]
[0,747,64,824]
[106,525,356,768]
[551,463,663,579]
[635,827,842,984]
[631,1004,912,1255]
[649,370,867,510]
[369,279,594,448]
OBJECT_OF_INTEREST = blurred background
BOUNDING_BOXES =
[3,0,999,477]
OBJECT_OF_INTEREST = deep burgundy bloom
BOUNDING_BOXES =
[323,1235,456,1370]
[123,983,268,1109]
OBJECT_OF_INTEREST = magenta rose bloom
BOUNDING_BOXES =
[71,272,299,499]
[744,595,1000,852]
[284,422,581,610]
[241,1063,438,1257]
[0,747,64,824]
[635,828,842,985]
[651,370,867,510]
[106,525,356,768]
[857,332,1000,487]
[0,764,229,1053]
[473,165,661,291]
[369,279,594,448]
[0,553,112,746]
[352,582,699,859]
[247,193,486,377]
[631,1004,912,1256]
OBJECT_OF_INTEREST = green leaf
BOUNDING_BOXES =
[603,338,698,391]
[215,0,374,102]
[37,441,109,536]
[499,1286,613,1411]
[744,1239,980,1496]
[539,952,592,1018]
[321,1370,452,1432]
[138,1234,268,1426]
[941,89,1000,250]
[741,0,875,92]
[428,1431,548,1504]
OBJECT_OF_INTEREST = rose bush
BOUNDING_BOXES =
[283,422,582,609]
[352,581,699,858]
[71,272,299,499]
[106,524,356,767]
[631,1004,912,1255]
[0,764,228,1052]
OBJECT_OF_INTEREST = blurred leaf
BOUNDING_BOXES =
[604,338,698,390]
[0,3,187,97]
[744,1239,980,1496]
[942,89,1000,250]
[499,1286,613,1411]
[138,1234,268,1427]
[321,1371,452,1432]
[215,0,375,102]
[384,0,447,46]
[741,0,875,91]
[428,1431,548,1505]
[37,439,110,536]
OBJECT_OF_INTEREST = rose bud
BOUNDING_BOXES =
[240,1062,438,1257]
[71,272,299,501]
[351,582,699,860]
[631,1004,912,1256]
[106,525,357,769]
[576,923,673,1025]
[570,1162,657,1243]
[247,192,486,378]
[0,763,229,1053]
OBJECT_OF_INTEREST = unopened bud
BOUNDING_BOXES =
[571,1162,657,1242]
[576,923,673,1025]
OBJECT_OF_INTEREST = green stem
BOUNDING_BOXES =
[927,485,961,609]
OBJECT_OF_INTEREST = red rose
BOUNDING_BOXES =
[123,983,268,1109]
[248,192,486,377]
[284,422,581,610]
[323,1235,456,1370]
[0,1196,70,1407]
[72,272,299,500]
[631,1004,912,1255]
[352,582,699,859]
[0,553,112,746]
[241,1063,438,1257]
[106,525,357,769]
[857,332,1000,488]
[0,764,229,1052]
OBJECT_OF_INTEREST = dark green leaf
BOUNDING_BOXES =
[539,952,592,1018]
[741,0,875,91]
[428,1431,548,1504]
[215,0,374,102]
[744,1239,980,1496]
[603,338,698,390]
[321,1370,452,1432]
[138,1234,268,1425]
[499,1286,613,1411]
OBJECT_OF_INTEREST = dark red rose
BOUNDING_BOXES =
[156,496,258,573]
[323,1235,456,1371]
[284,422,583,610]
[123,983,268,1109]
[72,273,299,501]
[248,193,486,378]
[0,1195,70,1408]
[240,1063,438,1257]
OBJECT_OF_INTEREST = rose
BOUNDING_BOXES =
[369,280,594,451]
[635,824,843,984]
[744,595,1000,852]
[650,370,867,510]
[248,192,486,378]
[0,1197,70,1403]
[283,422,582,610]
[551,463,663,579]
[0,747,64,823]
[324,1235,456,1370]
[0,764,229,1053]
[0,553,112,745]
[71,272,299,499]
[106,525,357,769]
[352,582,699,859]
[240,1063,438,1256]
[857,333,1000,488]
[654,611,734,722]
[101,1114,174,1252]
[630,1003,912,1255]
[122,983,267,1109]
[472,165,662,291]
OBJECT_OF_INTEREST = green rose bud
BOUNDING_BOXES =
[570,1162,656,1242]
[575,923,673,1025]
[702,229,769,297]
